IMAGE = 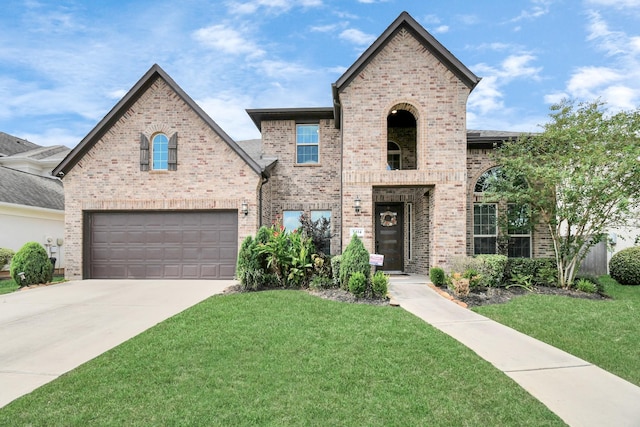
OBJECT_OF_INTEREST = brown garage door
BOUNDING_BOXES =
[86,211,238,279]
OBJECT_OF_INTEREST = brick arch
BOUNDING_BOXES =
[387,102,419,121]
[143,123,174,138]
[385,102,420,170]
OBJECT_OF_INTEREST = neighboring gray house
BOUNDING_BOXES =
[0,132,68,270]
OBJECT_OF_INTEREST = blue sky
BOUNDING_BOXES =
[2,0,640,147]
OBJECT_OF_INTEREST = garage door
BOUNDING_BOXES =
[86,211,238,279]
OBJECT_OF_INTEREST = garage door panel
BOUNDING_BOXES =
[182,230,201,243]
[219,264,235,278]
[201,265,219,278]
[88,211,237,279]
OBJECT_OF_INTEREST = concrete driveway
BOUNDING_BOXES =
[0,279,233,408]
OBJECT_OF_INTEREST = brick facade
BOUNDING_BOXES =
[62,76,262,279]
[59,12,555,280]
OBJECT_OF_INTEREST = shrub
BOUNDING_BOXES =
[10,242,53,286]
[575,278,597,293]
[339,235,370,290]
[609,247,640,286]
[0,248,15,269]
[309,275,333,290]
[299,213,332,255]
[429,267,446,286]
[331,255,342,288]
[533,258,558,287]
[371,271,389,298]
[505,258,537,282]
[475,255,508,287]
[348,272,367,297]
[449,272,470,297]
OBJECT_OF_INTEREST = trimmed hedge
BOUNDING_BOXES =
[339,234,370,289]
[609,247,640,286]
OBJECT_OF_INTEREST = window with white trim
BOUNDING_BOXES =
[296,124,319,164]
[473,167,531,257]
[473,204,497,255]
[507,203,532,258]
[152,133,169,170]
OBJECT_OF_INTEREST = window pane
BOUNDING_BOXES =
[507,204,531,235]
[387,153,400,170]
[296,124,319,164]
[508,237,531,258]
[473,204,496,235]
[152,134,168,170]
[474,237,497,255]
[297,145,318,164]
[283,211,303,231]
[311,210,331,254]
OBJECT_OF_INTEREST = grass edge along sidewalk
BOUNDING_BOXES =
[0,290,564,426]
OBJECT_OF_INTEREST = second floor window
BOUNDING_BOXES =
[296,124,319,164]
[152,133,169,170]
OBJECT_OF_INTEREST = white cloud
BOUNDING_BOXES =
[20,127,83,149]
[552,13,640,111]
[227,0,323,15]
[339,28,376,46]
[432,25,449,34]
[468,54,542,117]
[509,0,551,23]
[586,0,640,8]
[197,94,261,141]
[192,24,265,57]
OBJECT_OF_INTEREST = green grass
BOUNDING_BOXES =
[0,275,66,295]
[475,276,640,386]
[0,291,564,426]
[0,279,19,294]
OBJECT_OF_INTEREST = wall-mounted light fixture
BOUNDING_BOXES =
[354,196,361,214]
[241,200,248,216]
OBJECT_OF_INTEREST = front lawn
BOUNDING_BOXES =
[0,291,563,426]
[474,276,640,386]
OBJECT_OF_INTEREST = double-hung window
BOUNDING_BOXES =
[507,204,531,258]
[473,204,497,255]
[296,124,319,164]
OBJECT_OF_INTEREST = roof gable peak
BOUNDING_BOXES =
[53,64,263,177]
[334,11,479,92]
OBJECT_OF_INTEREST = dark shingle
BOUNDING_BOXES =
[0,132,39,157]
[0,166,64,210]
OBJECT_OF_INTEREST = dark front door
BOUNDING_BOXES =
[375,203,404,271]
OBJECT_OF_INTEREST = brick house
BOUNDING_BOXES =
[54,11,552,280]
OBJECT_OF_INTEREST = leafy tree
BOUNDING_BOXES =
[487,100,640,288]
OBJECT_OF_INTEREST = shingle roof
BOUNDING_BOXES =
[0,132,40,157]
[0,166,64,210]
[236,139,278,171]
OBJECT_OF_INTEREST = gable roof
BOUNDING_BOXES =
[0,166,64,210]
[331,11,481,127]
[53,64,264,178]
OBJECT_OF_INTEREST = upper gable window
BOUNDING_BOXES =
[296,124,319,164]
[140,132,178,172]
[152,133,169,170]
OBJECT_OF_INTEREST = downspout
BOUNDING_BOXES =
[333,83,343,254]
[259,174,269,228]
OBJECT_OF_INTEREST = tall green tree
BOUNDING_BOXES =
[487,100,640,288]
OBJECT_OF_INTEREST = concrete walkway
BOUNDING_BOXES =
[0,279,232,409]
[388,274,640,427]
